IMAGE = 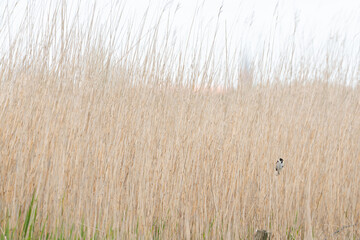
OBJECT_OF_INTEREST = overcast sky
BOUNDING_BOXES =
[3,0,359,46]
[1,0,359,80]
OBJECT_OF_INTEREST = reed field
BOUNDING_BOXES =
[0,2,359,239]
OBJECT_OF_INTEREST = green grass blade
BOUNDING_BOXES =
[22,191,36,238]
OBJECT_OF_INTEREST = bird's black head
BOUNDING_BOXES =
[279,158,283,163]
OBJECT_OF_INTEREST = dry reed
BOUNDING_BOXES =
[0,1,359,239]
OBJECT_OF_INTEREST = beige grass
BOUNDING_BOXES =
[0,2,359,239]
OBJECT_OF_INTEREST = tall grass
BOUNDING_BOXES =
[0,1,359,239]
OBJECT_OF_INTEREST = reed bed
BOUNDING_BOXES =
[0,1,359,239]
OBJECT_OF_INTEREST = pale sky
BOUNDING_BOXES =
[2,0,359,47]
[1,0,359,81]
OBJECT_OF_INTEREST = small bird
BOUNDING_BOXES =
[276,158,284,175]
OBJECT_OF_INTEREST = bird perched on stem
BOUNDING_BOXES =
[276,158,284,175]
